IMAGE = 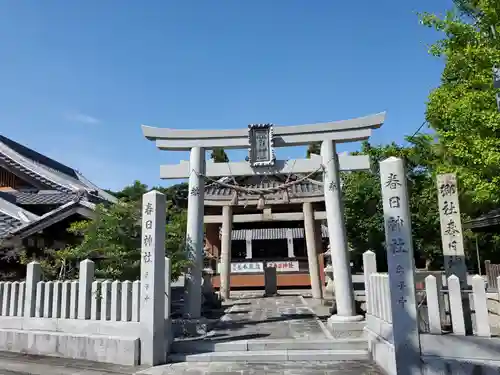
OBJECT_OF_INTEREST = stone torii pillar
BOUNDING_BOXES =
[219,205,233,300]
[321,140,362,324]
[303,202,323,299]
[184,147,205,318]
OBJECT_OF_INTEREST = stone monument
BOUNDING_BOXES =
[380,157,421,375]
[140,190,166,365]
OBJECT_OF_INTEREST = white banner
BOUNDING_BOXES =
[217,260,301,274]
[230,262,264,273]
[266,260,300,272]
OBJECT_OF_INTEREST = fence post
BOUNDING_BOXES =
[78,259,95,319]
[448,275,465,335]
[24,261,41,318]
[363,251,377,315]
[471,275,491,337]
[380,157,421,374]
[424,275,441,334]
[140,190,166,365]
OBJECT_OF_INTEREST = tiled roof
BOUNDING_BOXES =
[205,175,324,200]
[464,208,500,230]
[0,136,116,203]
[0,136,117,239]
[0,213,23,238]
[0,195,40,238]
[0,190,75,205]
[231,226,328,240]
[4,199,97,239]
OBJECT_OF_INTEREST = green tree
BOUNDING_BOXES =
[20,200,189,281]
[113,180,149,202]
[210,148,229,163]
[420,2,500,205]
[306,142,321,158]
[343,139,443,270]
[20,180,192,281]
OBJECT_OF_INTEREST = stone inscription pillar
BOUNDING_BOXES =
[380,157,421,374]
[321,140,358,319]
[219,205,233,300]
[436,174,468,283]
[184,146,205,318]
[436,173,472,334]
[303,202,323,299]
[140,190,166,365]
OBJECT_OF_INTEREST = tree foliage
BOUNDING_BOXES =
[343,138,444,270]
[420,2,500,204]
[210,148,229,163]
[20,183,190,281]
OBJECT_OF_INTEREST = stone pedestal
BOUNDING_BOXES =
[264,266,278,296]
[324,265,335,296]
[202,269,221,310]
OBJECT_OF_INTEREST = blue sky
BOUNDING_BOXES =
[0,0,453,191]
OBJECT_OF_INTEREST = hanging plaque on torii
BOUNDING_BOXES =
[247,123,275,167]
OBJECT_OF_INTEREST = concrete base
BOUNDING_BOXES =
[0,328,140,365]
[326,317,365,338]
[167,349,369,363]
[171,338,368,354]
[172,318,217,338]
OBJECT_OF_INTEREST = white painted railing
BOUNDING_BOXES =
[367,273,392,324]
[424,274,497,337]
[364,251,500,338]
[0,261,141,322]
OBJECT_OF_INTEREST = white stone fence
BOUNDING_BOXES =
[0,259,152,366]
[364,251,499,337]
[364,250,500,374]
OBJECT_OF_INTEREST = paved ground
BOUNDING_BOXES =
[0,351,144,375]
[139,361,384,374]
[0,291,384,375]
[204,292,332,341]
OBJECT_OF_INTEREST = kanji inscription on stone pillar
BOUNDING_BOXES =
[436,173,467,285]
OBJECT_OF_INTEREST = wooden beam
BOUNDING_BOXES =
[160,154,370,179]
[204,211,327,223]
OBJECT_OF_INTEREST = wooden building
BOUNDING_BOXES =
[0,135,116,259]
[203,174,328,289]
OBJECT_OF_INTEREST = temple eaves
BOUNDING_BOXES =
[141,112,386,151]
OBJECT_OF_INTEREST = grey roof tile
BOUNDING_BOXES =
[0,213,23,238]
[2,191,75,205]
[0,195,40,238]
[0,136,116,203]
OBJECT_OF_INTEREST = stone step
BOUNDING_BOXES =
[171,338,368,354]
[169,349,369,363]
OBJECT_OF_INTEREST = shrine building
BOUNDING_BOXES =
[203,173,329,289]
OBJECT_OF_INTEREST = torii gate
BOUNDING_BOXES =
[141,112,385,323]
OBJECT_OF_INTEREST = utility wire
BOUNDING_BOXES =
[406,121,428,144]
